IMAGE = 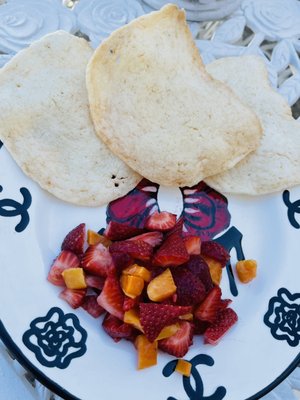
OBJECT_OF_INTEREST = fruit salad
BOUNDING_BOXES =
[48,212,239,371]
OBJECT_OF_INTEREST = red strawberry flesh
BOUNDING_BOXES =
[145,211,176,232]
[81,243,114,277]
[109,240,153,261]
[139,303,192,342]
[172,268,206,306]
[183,236,201,255]
[204,308,238,345]
[104,221,144,241]
[194,286,222,323]
[201,241,230,267]
[85,274,105,291]
[97,275,124,320]
[82,295,105,318]
[59,288,86,309]
[48,250,80,286]
[184,255,214,293]
[102,313,134,342]
[152,233,189,267]
[159,321,194,357]
[61,223,85,255]
[127,231,163,247]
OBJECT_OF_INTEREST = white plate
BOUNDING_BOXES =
[0,142,299,400]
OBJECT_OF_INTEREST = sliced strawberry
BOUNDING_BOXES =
[194,319,210,335]
[145,211,176,232]
[85,274,105,291]
[82,295,105,318]
[183,236,201,255]
[104,221,144,241]
[139,303,191,342]
[48,251,80,286]
[201,241,230,267]
[61,223,86,255]
[159,321,194,357]
[123,296,140,312]
[152,233,189,267]
[111,252,133,274]
[97,275,124,320]
[102,313,134,342]
[109,240,153,261]
[128,231,163,247]
[185,255,214,293]
[194,286,222,323]
[204,308,238,345]
[165,217,184,237]
[59,288,86,309]
[81,243,114,277]
[172,268,206,306]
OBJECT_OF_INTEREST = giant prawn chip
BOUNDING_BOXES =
[0,31,141,206]
[86,4,262,187]
[206,55,300,195]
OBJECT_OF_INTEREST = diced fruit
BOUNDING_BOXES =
[147,269,177,302]
[123,264,151,282]
[139,303,192,342]
[128,231,163,247]
[183,236,201,255]
[111,252,133,273]
[194,286,222,323]
[61,223,85,255]
[175,359,192,377]
[97,275,124,320]
[104,221,144,241]
[152,233,189,267]
[59,288,86,309]
[179,313,193,321]
[124,309,143,332]
[201,241,230,267]
[145,211,177,232]
[48,251,80,286]
[172,268,206,306]
[85,274,105,291]
[120,274,144,299]
[159,321,193,358]
[102,313,133,342]
[135,335,158,369]
[194,319,210,335]
[62,268,87,290]
[110,240,153,261]
[123,296,140,312]
[236,259,257,283]
[204,308,238,345]
[185,256,214,293]
[81,243,114,277]
[156,323,179,341]
[203,256,223,285]
[87,230,112,247]
[81,295,105,318]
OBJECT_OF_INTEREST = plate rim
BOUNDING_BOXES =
[0,319,299,400]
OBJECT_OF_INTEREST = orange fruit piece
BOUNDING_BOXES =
[156,323,180,340]
[123,264,151,282]
[135,335,158,369]
[203,256,223,285]
[147,268,177,302]
[175,359,192,377]
[124,309,143,332]
[62,268,87,290]
[236,259,257,283]
[87,230,112,247]
[121,274,144,299]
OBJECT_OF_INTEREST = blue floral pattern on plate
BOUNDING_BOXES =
[23,307,87,369]
[264,288,300,347]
